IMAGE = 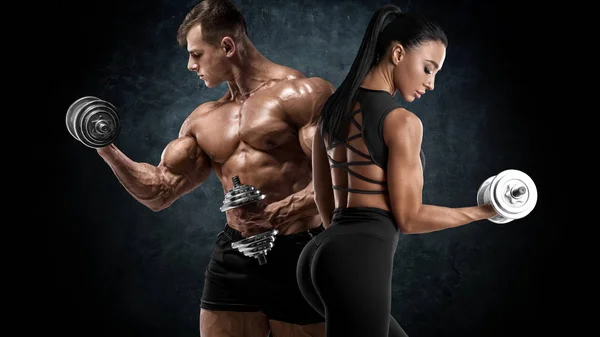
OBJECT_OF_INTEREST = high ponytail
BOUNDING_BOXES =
[319,4,403,142]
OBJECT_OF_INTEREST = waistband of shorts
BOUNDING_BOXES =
[332,207,394,220]
[223,223,324,241]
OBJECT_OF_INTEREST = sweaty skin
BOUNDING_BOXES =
[97,67,335,238]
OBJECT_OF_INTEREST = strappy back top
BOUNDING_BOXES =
[324,87,425,194]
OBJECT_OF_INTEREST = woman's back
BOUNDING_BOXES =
[323,87,424,212]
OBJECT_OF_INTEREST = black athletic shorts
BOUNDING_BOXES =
[200,223,325,325]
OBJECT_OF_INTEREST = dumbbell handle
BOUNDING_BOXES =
[94,120,109,133]
[511,186,526,198]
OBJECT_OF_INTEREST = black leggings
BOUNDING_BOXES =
[296,207,409,337]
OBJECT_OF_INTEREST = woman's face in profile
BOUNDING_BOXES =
[393,40,446,102]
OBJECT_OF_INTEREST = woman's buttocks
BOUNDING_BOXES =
[316,207,400,245]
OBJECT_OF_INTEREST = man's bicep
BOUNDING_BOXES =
[298,123,317,156]
[159,135,212,192]
[312,130,334,226]
[287,77,335,156]
[312,131,332,189]
[163,100,218,185]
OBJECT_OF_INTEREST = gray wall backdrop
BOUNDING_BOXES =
[54,0,553,336]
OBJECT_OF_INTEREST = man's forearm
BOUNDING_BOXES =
[270,182,319,225]
[97,144,168,210]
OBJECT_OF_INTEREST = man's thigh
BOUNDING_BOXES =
[269,320,325,337]
[260,227,326,328]
[200,308,271,337]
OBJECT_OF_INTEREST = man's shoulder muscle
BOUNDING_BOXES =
[272,64,306,80]
[276,77,335,125]
[278,77,334,102]
[179,101,223,136]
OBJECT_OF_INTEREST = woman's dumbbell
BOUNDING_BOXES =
[477,169,538,224]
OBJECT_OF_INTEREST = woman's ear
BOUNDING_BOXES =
[391,43,405,65]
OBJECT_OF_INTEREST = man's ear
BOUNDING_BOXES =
[221,36,236,57]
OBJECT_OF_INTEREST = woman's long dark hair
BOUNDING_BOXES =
[319,4,448,142]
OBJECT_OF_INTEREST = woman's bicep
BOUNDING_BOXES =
[385,110,425,229]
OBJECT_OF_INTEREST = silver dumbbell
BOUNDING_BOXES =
[477,169,538,224]
[66,96,120,148]
[231,229,279,265]
[220,176,266,212]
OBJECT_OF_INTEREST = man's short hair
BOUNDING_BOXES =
[177,0,248,47]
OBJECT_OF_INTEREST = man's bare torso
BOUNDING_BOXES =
[184,69,326,237]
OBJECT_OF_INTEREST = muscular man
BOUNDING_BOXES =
[94,0,334,336]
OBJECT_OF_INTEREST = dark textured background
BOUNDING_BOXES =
[51,0,555,336]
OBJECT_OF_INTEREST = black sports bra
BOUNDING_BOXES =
[324,87,425,194]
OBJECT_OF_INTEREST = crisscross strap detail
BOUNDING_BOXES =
[326,108,387,194]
